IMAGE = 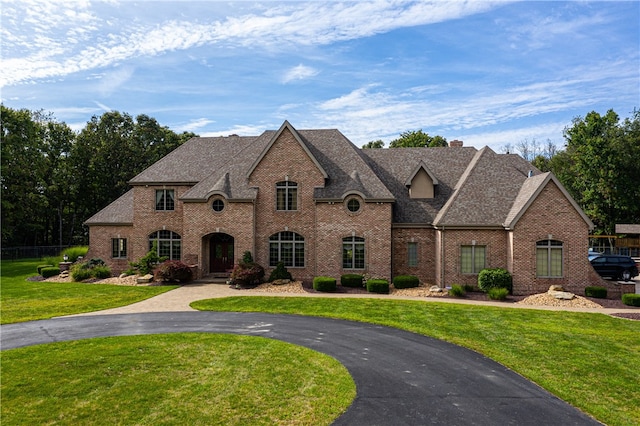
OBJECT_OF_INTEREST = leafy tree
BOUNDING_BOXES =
[560,109,640,234]
[389,130,447,148]
[362,140,384,149]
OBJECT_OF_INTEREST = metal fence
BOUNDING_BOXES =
[1,246,71,260]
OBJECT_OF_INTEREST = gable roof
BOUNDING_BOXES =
[504,172,594,230]
[247,121,328,180]
[405,161,439,186]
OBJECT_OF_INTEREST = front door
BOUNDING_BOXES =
[210,234,234,273]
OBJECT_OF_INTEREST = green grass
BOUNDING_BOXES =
[0,259,177,324]
[192,296,640,426]
[1,333,355,425]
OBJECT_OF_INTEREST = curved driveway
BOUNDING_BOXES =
[1,311,600,425]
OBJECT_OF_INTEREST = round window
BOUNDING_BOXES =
[212,199,225,212]
[347,198,360,213]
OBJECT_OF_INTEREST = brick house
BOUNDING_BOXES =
[86,120,611,295]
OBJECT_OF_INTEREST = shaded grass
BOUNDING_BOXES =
[1,333,355,425]
[192,296,640,426]
[1,259,176,324]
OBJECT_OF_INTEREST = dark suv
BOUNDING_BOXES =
[590,255,639,281]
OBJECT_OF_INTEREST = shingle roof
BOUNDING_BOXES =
[84,189,134,225]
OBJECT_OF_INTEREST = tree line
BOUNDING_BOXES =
[1,105,196,247]
[2,105,638,249]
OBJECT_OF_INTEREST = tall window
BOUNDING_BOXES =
[270,231,304,267]
[149,230,181,260]
[276,181,297,211]
[461,245,486,274]
[536,240,563,277]
[155,189,175,211]
[343,236,365,269]
[408,242,418,267]
[112,238,127,259]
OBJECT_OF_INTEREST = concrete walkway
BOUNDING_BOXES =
[66,280,640,317]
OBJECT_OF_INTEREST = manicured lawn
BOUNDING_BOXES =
[192,296,640,426]
[0,259,177,324]
[1,333,355,425]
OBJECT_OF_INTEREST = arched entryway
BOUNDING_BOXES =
[209,233,234,274]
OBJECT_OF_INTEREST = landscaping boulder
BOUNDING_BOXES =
[548,285,575,300]
[429,285,442,293]
[137,274,154,284]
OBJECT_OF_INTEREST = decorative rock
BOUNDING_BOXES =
[119,273,129,279]
[136,274,154,284]
[271,279,290,286]
[429,285,443,293]
[552,291,575,300]
[59,271,69,278]
[548,285,564,292]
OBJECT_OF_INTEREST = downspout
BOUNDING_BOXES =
[440,226,445,288]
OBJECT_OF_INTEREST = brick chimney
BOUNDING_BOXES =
[449,139,463,147]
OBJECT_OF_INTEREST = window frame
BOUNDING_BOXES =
[149,230,181,260]
[343,236,365,269]
[155,189,175,211]
[407,242,418,267]
[269,231,305,267]
[276,181,298,211]
[536,239,563,278]
[460,244,486,274]
[111,238,127,259]
[211,199,225,213]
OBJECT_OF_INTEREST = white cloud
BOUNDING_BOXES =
[178,118,215,133]
[282,64,319,83]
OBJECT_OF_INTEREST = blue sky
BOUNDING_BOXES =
[2,0,638,151]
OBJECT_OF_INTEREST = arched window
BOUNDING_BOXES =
[536,239,563,277]
[269,231,304,267]
[343,236,365,269]
[149,230,181,260]
[276,181,298,211]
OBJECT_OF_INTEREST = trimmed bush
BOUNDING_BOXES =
[41,267,60,279]
[367,279,389,294]
[155,260,193,282]
[449,284,466,297]
[92,266,112,279]
[70,266,94,281]
[393,275,419,289]
[478,268,513,294]
[313,276,336,292]
[231,262,265,286]
[70,259,111,281]
[341,274,364,288]
[622,294,640,307]
[585,286,607,299]
[487,287,509,300]
[37,264,53,274]
[269,262,293,282]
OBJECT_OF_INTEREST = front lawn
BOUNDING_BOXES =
[1,333,355,425]
[0,259,176,324]
[192,296,640,426]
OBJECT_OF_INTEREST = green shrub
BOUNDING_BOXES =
[62,246,89,262]
[155,260,193,282]
[313,276,337,292]
[463,284,476,292]
[70,265,94,281]
[487,287,509,300]
[448,284,466,297]
[366,279,389,294]
[37,264,53,274]
[129,242,167,275]
[622,294,640,307]
[91,266,112,279]
[393,275,419,289]
[242,251,254,264]
[585,286,607,299]
[478,268,513,294]
[341,274,364,288]
[230,259,265,286]
[269,262,293,282]
[41,267,60,279]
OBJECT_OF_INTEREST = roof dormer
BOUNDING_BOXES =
[406,162,438,199]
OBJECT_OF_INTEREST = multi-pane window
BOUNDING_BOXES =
[269,231,304,267]
[155,189,175,211]
[408,242,418,267]
[276,181,298,211]
[112,238,127,258]
[343,236,365,269]
[461,245,486,274]
[536,240,563,277]
[149,230,181,260]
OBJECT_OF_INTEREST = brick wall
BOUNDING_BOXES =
[87,224,133,274]
[391,227,436,285]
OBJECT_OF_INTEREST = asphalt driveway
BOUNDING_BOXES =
[1,311,600,425]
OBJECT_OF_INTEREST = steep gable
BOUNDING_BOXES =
[85,189,134,225]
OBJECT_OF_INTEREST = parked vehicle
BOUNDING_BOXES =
[588,249,602,261]
[590,255,639,281]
